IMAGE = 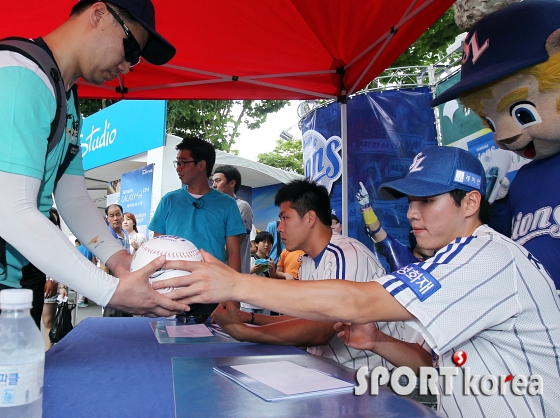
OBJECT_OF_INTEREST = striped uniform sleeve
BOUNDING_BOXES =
[375,236,521,355]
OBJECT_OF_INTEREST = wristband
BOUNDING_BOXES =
[369,224,382,235]
[250,312,255,325]
[362,207,378,225]
[364,224,383,243]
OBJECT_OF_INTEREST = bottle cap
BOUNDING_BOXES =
[0,289,33,309]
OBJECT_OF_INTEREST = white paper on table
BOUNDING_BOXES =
[231,361,353,395]
[165,324,214,338]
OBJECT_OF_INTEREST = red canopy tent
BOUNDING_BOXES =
[2,0,454,230]
[3,0,454,100]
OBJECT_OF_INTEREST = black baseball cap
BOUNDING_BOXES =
[431,0,560,106]
[83,0,176,65]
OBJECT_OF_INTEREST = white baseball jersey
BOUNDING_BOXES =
[301,234,421,370]
[376,225,560,417]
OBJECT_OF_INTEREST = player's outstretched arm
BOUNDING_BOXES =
[212,302,336,346]
[158,250,413,324]
[335,322,431,374]
[234,309,296,325]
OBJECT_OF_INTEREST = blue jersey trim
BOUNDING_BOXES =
[425,237,473,274]
[313,246,327,269]
[325,243,346,280]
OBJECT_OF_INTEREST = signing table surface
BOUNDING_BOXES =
[44,317,440,417]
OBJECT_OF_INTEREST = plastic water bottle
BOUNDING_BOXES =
[0,289,45,418]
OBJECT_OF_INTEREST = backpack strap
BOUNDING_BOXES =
[0,37,67,154]
[54,83,80,183]
[0,37,78,280]
[0,236,5,281]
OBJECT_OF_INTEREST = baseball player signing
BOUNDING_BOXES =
[164,145,560,418]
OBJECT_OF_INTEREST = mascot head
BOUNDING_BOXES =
[432,0,560,160]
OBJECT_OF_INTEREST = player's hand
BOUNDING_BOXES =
[59,287,68,299]
[211,302,244,333]
[334,321,380,352]
[495,176,510,201]
[153,250,245,305]
[356,182,370,207]
[44,280,58,298]
[107,255,189,317]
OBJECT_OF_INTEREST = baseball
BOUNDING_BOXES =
[130,235,203,293]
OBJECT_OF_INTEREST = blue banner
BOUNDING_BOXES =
[81,100,167,170]
[302,88,438,271]
[251,184,284,231]
[120,164,154,237]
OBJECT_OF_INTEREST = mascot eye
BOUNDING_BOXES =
[509,102,542,129]
[485,117,496,132]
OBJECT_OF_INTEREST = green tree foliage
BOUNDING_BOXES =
[390,8,462,68]
[80,98,288,154]
[257,137,304,175]
[166,100,288,153]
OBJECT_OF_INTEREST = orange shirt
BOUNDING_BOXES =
[277,249,305,279]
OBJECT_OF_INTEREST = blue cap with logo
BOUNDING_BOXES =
[378,146,486,200]
[430,0,560,107]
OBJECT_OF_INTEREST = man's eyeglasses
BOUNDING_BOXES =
[105,4,141,67]
[173,160,197,169]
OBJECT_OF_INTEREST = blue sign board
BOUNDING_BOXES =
[81,100,166,170]
[302,88,437,272]
[120,164,154,237]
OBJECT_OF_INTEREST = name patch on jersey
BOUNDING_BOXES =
[392,265,440,301]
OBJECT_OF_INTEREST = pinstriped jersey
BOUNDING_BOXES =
[301,234,421,370]
[376,225,560,417]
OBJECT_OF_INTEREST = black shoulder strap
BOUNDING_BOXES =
[0,237,5,281]
[54,83,80,183]
[0,38,77,279]
[0,37,67,155]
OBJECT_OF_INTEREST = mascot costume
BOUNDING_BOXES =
[431,0,560,292]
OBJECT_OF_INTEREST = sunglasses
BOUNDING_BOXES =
[105,4,141,67]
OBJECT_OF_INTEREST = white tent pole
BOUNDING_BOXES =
[341,102,349,237]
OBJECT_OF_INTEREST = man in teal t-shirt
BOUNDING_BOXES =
[149,137,245,269]
[0,0,187,318]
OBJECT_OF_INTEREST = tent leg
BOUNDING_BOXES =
[341,102,348,237]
